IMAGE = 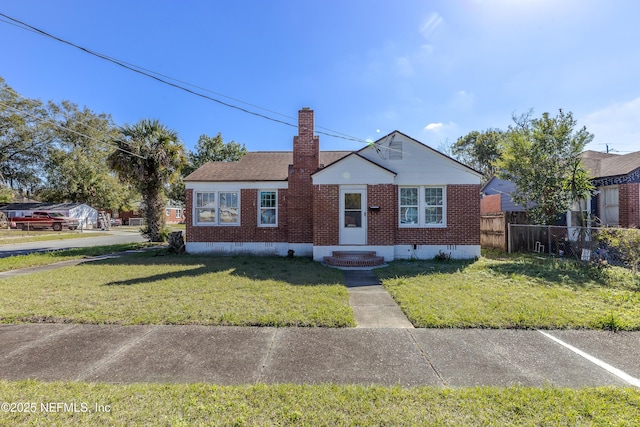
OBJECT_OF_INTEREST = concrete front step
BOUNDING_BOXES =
[324,251,385,268]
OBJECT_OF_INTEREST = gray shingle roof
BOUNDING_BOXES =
[580,150,640,178]
[184,151,351,182]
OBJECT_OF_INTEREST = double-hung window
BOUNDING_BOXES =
[194,191,239,225]
[400,187,419,225]
[259,190,277,226]
[399,186,446,227]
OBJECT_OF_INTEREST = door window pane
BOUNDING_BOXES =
[344,211,361,227]
[345,193,361,210]
[344,193,362,227]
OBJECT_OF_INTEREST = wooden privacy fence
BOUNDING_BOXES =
[480,213,507,250]
[480,212,529,251]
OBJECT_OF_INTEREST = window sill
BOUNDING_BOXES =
[194,223,240,227]
[399,224,447,228]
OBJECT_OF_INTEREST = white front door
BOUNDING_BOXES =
[339,187,367,245]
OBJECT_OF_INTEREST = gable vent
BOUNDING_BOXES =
[388,139,402,160]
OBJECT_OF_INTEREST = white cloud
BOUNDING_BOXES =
[424,122,444,131]
[424,121,456,133]
[582,97,640,152]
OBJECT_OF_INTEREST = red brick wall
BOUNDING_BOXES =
[287,108,319,243]
[480,194,502,214]
[396,184,480,245]
[311,183,479,247]
[313,184,339,246]
[188,184,480,246]
[619,183,640,228]
[185,189,289,243]
[165,208,183,224]
[367,184,397,246]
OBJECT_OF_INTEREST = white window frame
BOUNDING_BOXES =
[399,186,446,228]
[601,185,619,226]
[258,190,278,227]
[194,190,240,226]
[399,187,419,226]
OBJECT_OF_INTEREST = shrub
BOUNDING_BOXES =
[433,250,452,262]
[599,228,640,276]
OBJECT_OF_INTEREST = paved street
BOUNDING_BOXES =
[0,229,147,258]
[0,324,638,387]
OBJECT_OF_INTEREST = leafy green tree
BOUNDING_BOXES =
[189,132,247,171]
[0,184,13,203]
[0,77,50,195]
[37,101,125,210]
[109,119,186,242]
[452,128,504,182]
[168,132,247,204]
[497,110,594,225]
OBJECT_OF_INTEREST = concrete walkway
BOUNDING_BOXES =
[343,270,414,328]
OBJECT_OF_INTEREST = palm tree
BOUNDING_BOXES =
[108,119,186,242]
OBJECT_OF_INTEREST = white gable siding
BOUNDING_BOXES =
[312,155,395,185]
[359,133,481,185]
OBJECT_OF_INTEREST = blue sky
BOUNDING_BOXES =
[2,0,639,154]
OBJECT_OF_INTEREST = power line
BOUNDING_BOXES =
[0,101,147,159]
[0,12,369,144]
[1,84,125,151]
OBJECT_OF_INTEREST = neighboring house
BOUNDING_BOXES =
[0,202,98,228]
[580,150,640,228]
[165,201,185,224]
[184,108,482,264]
[481,177,528,214]
[480,150,640,229]
[112,200,185,225]
[479,177,530,251]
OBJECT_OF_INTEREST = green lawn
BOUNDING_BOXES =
[3,248,639,330]
[1,381,638,426]
[0,243,154,273]
[0,252,353,327]
[378,252,640,330]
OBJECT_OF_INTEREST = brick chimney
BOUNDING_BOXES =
[287,108,319,243]
[293,107,319,170]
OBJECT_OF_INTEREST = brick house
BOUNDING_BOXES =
[184,108,482,265]
[581,150,640,228]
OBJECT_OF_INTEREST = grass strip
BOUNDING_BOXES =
[379,253,640,330]
[0,253,353,327]
[0,243,154,273]
[0,381,638,426]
